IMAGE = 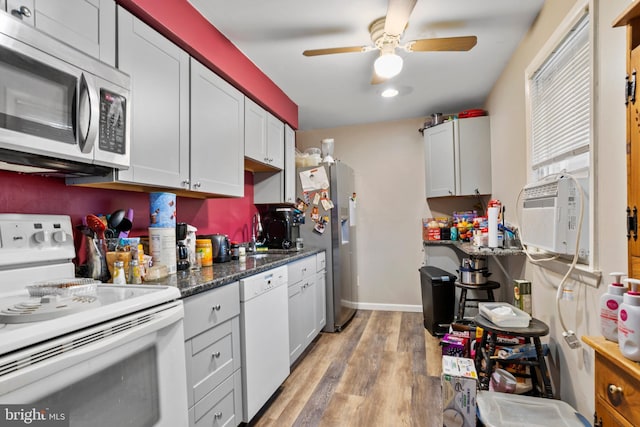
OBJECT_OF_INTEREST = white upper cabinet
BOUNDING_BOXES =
[190,58,245,197]
[253,124,295,204]
[424,116,491,198]
[5,0,116,65]
[116,7,190,189]
[245,97,284,170]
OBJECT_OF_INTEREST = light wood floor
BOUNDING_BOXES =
[249,310,444,427]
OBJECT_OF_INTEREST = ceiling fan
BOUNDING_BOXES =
[302,0,477,84]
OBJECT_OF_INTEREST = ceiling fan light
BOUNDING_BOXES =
[381,88,399,98]
[374,53,403,79]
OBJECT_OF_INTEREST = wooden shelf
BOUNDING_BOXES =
[613,0,640,27]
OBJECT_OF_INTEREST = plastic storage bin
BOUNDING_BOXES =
[477,391,590,427]
[419,266,456,336]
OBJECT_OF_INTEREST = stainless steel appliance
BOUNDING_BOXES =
[0,214,188,427]
[0,13,130,176]
[239,266,289,423]
[296,161,357,332]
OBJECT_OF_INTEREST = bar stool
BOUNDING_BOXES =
[455,281,500,320]
[473,314,554,398]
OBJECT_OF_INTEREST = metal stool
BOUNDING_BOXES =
[473,314,554,398]
[455,281,500,320]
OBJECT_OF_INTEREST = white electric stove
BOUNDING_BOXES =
[0,214,188,427]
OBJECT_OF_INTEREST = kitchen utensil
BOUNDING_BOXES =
[86,214,106,240]
[117,208,134,238]
[108,209,125,230]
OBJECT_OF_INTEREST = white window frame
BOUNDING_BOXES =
[524,0,597,271]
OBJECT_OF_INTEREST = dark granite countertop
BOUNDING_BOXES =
[145,248,324,298]
[423,240,524,257]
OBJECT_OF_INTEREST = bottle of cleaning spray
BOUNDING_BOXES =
[600,272,626,342]
[618,278,640,361]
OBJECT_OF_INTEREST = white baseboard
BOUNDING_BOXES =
[355,302,423,313]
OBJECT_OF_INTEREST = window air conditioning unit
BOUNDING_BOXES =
[520,176,589,258]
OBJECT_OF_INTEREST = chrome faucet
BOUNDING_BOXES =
[250,212,263,252]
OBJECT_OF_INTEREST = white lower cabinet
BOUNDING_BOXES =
[184,282,242,427]
[315,251,327,331]
[288,252,326,365]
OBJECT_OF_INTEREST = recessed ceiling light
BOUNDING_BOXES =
[381,88,399,98]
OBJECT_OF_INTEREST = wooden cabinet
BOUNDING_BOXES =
[69,8,245,198]
[184,282,243,427]
[4,0,116,65]
[584,336,640,427]
[190,58,245,197]
[244,97,284,170]
[288,254,325,365]
[423,116,491,198]
[614,2,640,278]
[254,124,296,204]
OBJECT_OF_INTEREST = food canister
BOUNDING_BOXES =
[196,239,213,267]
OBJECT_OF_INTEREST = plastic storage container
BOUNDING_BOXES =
[478,302,531,328]
[477,391,590,427]
[419,266,456,336]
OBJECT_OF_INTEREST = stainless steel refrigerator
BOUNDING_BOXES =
[296,161,357,332]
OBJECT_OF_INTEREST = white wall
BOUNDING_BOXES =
[298,0,629,416]
[485,0,628,416]
[297,119,429,311]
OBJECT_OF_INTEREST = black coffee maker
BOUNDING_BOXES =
[176,223,190,271]
[262,207,300,250]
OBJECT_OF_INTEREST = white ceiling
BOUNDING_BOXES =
[188,0,544,130]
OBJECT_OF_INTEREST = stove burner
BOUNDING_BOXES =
[0,294,100,324]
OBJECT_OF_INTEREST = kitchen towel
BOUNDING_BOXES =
[149,192,176,228]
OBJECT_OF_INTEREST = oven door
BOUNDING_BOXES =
[0,301,188,427]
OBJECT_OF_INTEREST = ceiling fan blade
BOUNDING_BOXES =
[303,46,368,56]
[384,0,417,36]
[408,36,477,52]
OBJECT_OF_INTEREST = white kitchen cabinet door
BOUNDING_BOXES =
[253,124,295,204]
[288,283,303,365]
[283,124,296,203]
[301,276,317,346]
[423,116,491,197]
[266,113,284,169]
[424,121,456,197]
[315,270,326,332]
[190,58,245,197]
[244,97,284,170]
[7,0,116,65]
[117,8,190,188]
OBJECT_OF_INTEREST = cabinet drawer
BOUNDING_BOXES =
[595,354,640,426]
[288,256,316,284]
[316,251,326,272]
[183,282,240,340]
[189,372,240,427]
[186,317,240,404]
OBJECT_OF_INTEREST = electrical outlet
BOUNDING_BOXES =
[563,331,581,349]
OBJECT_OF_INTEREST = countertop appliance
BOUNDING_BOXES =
[239,266,289,423]
[0,12,130,177]
[297,161,357,332]
[199,234,231,263]
[0,214,188,427]
[262,206,300,250]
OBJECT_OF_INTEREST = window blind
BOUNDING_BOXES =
[530,14,590,170]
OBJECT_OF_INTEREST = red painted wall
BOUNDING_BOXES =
[117,0,299,129]
[0,170,258,260]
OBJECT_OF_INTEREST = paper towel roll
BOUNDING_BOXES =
[488,207,499,248]
[149,227,176,274]
[149,192,176,228]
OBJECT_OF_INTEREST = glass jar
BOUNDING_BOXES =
[112,260,126,284]
[128,259,142,284]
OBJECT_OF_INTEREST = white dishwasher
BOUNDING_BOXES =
[239,265,290,423]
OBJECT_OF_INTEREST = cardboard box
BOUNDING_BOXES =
[513,280,532,315]
[441,356,478,427]
[441,333,470,358]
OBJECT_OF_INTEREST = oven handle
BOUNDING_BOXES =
[77,73,99,154]
[1,302,185,397]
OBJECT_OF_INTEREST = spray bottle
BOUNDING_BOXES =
[600,272,626,342]
[618,278,640,361]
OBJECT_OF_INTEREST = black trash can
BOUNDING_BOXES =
[419,266,456,337]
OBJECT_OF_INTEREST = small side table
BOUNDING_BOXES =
[455,281,500,320]
[473,314,554,398]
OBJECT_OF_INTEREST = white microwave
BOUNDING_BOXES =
[0,12,130,176]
